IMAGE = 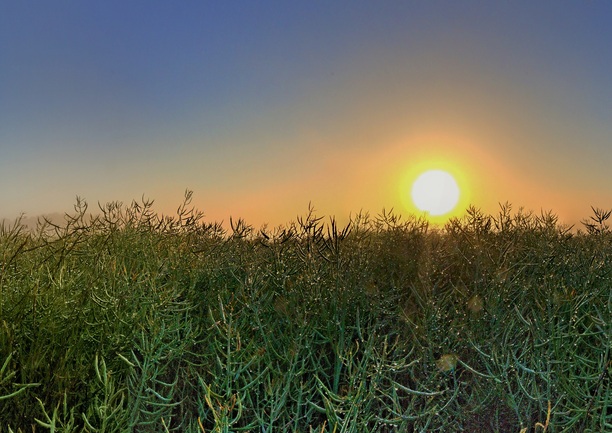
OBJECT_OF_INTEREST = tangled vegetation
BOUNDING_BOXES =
[1,192,610,432]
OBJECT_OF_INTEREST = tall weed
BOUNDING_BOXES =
[1,197,610,432]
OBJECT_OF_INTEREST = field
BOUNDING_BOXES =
[1,193,611,432]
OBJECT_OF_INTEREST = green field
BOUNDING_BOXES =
[1,193,610,432]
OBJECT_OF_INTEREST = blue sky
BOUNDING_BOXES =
[2,2,612,227]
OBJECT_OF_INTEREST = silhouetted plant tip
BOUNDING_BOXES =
[0,197,610,431]
[581,206,612,235]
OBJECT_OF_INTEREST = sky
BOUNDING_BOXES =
[2,1,612,229]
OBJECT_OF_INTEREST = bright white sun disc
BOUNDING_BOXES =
[411,170,460,216]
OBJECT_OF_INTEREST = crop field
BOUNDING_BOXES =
[1,193,611,432]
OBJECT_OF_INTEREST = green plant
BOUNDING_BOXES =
[1,198,611,432]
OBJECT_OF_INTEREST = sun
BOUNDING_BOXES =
[411,170,460,216]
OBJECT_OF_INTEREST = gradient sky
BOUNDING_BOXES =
[2,2,612,228]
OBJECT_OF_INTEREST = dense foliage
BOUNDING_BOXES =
[1,193,610,432]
